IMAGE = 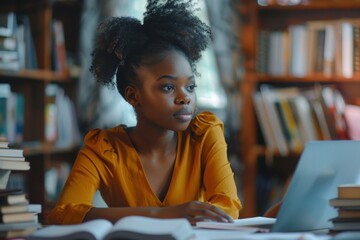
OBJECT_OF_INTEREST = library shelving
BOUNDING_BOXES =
[238,0,360,217]
[0,0,83,219]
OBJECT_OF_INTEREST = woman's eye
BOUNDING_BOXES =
[187,84,197,92]
[161,84,175,92]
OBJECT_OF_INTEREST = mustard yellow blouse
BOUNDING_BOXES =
[47,111,242,224]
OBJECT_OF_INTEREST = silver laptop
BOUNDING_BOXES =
[272,140,360,232]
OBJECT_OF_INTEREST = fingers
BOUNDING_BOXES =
[185,201,233,223]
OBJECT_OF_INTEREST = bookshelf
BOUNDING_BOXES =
[0,0,83,218]
[238,0,360,217]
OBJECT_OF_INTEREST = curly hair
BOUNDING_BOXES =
[89,0,211,98]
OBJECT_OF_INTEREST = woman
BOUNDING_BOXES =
[47,0,241,225]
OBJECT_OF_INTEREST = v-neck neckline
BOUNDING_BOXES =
[122,127,181,205]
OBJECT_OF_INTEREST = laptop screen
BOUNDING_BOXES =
[272,140,360,232]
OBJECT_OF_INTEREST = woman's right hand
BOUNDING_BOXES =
[154,201,234,225]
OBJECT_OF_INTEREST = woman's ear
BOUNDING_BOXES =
[124,85,138,106]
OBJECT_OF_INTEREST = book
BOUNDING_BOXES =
[289,24,308,77]
[338,209,360,218]
[330,198,360,208]
[0,227,38,239]
[331,219,360,231]
[252,92,277,151]
[0,221,41,232]
[196,217,276,230]
[337,184,360,199]
[0,203,41,214]
[0,147,23,157]
[0,211,36,224]
[28,216,193,240]
[0,155,25,161]
[0,169,11,189]
[259,85,289,156]
[0,189,27,205]
[344,104,360,141]
[6,92,25,143]
[0,36,17,51]
[0,159,29,170]
[52,20,68,74]
[0,221,41,239]
[0,12,16,37]
[0,140,8,148]
[0,84,11,139]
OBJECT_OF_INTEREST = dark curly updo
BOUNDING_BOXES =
[89,0,211,98]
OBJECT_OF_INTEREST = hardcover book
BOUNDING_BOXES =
[28,216,193,240]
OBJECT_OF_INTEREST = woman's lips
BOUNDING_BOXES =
[173,109,193,122]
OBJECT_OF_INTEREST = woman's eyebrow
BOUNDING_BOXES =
[157,75,195,81]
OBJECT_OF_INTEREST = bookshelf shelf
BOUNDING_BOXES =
[258,3,360,11]
[255,75,360,83]
[22,142,80,157]
[238,0,360,217]
[0,69,71,82]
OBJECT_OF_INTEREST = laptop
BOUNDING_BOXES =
[272,140,360,232]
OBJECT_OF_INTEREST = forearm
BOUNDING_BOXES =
[83,201,233,225]
[84,207,162,223]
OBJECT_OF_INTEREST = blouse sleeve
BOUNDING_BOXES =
[46,129,117,225]
[192,112,242,219]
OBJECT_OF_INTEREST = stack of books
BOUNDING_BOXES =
[0,138,41,238]
[0,189,41,238]
[329,184,360,232]
[0,138,29,188]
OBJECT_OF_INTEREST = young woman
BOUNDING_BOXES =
[47,0,242,225]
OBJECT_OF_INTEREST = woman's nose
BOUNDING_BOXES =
[175,94,191,105]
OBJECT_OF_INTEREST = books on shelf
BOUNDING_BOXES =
[344,104,360,141]
[0,12,20,71]
[0,83,25,144]
[256,18,360,78]
[45,84,81,148]
[0,12,38,71]
[28,216,193,240]
[52,20,68,74]
[254,84,349,154]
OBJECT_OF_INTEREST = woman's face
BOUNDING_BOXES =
[132,50,197,132]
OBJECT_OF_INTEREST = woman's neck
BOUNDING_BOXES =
[127,124,177,156]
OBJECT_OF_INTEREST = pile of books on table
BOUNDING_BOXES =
[329,184,360,232]
[0,138,41,238]
[0,138,29,189]
[0,189,41,238]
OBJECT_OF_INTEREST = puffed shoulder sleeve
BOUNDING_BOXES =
[190,111,224,136]
[47,128,118,225]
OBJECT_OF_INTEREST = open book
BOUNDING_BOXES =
[27,216,193,240]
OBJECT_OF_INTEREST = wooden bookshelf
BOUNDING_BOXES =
[238,0,360,217]
[0,0,83,218]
